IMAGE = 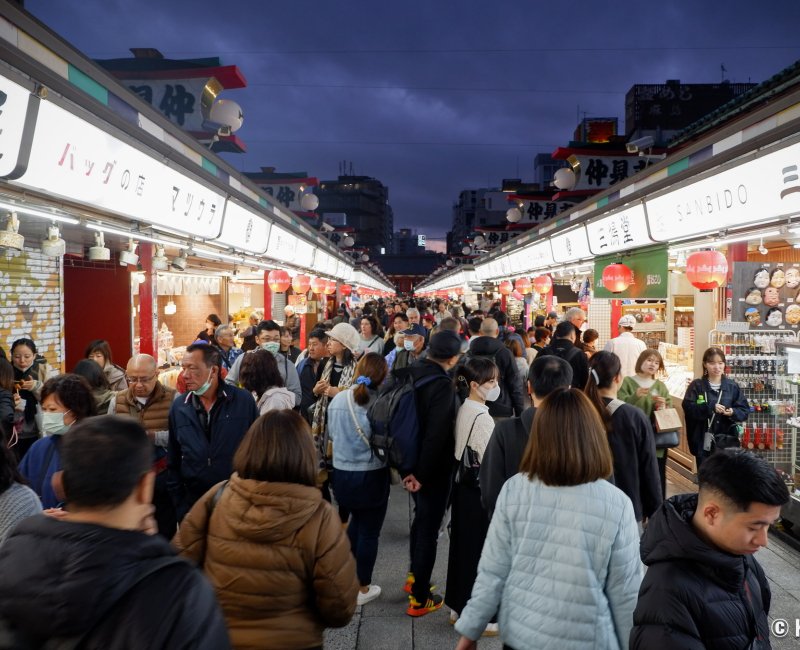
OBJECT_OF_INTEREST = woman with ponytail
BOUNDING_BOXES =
[447,356,499,635]
[585,351,662,526]
[327,352,390,606]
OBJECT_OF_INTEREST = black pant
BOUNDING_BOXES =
[656,452,668,500]
[409,479,450,601]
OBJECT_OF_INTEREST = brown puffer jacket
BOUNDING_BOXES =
[173,473,358,650]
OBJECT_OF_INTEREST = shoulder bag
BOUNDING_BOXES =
[653,407,682,449]
[454,412,484,488]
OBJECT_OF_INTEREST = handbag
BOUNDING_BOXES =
[653,407,681,449]
[455,413,483,487]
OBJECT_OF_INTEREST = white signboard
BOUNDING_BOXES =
[550,227,592,263]
[9,100,225,238]
[214,199,270,254]
[0,73,34,179]
[645,140,800,241]
[125,78,212,132]
[527,240,556,271]
[294,238,315,268]
[569,154,648,192]
[586,204,652,255]
[258,181,313,213]
[265,224,298,262]
[518,199,577,226]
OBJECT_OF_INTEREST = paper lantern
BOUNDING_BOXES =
[511,290,524,301]
[310,276,327,295]
[532,274,552,295]
[553,167,576,191]
[291,274,311,294]
[514,277,532,294]
[339,284,352,296]
[267,269,290,293]
[506,207,522,223]
[323,279,337,295]
[454,287,464,296]
[686,250,728,292]
[498,280,513,296]
[602,263,633,294]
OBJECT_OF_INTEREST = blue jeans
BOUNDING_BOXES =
[333,467,390,585]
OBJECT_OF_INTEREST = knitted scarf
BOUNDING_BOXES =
[311,356,356,470]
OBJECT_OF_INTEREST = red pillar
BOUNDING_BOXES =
[263,271,272,320]
[610,299,623,338]
[138,243,158,357]
[501,294,507,312]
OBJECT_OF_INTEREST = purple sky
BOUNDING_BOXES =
[26,1,800,240]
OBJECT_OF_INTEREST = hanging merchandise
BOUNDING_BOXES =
[733,261,800,331]
[686,250,728,292]
[267,269,291,292]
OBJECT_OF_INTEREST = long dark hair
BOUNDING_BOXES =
[0,358,14,392]
[72,359,111,391]
[0,443,26,493]
[584,351,621,433]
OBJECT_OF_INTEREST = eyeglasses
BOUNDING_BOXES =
[126,375,156,384]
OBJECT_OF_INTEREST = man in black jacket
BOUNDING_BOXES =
[631,449,789,649]
[0,416,230,649]
[540,320,589,389]
[465,318,524,418]
[298,328,329,421]
[480,355,573,517]
[402,330,462,618]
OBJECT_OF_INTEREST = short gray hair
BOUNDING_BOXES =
[407,308,420,318]
[565,307,586,323]
[215,324,233,338]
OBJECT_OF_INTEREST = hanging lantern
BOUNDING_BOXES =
[498,280,513,296]
[267,269,290,293]
[514,277,532,295]
[511,290,524,301]
[454,287,464,296]
[291,274,311,294]
[323,279,337,295]
[310,276,327,295]
[602,263,633,294]
[532,274,552,295]
[686,250,728,292]
[339,283,352,296]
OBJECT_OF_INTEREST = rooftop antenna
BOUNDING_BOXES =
[721,63,727,82]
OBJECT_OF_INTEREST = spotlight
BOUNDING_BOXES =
[41,225,65,257]
[758,238,768,255]
[171,250,188,271]
[119,239,139,266]
[88,231,111,261]
[151,245,169,271]
[0,212,24,251]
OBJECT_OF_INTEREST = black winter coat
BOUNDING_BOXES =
[631,494,772,650]
[0,516,230,649]
[682,377,749,457]
[465,336,524,417]
[540,338,589,389]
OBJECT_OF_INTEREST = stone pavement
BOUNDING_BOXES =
[326,473,800,649]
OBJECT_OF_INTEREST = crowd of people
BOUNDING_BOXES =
[0,297,789,649]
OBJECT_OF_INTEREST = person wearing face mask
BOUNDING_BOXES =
[446,357,500,635]
[18,374,97,508]
[167,344,259,522]
[389,324,427,371]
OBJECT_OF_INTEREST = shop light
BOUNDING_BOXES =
[191,247,245,263]
[85,223,189,250]
[671,230,780,253]
[0,200,79,225]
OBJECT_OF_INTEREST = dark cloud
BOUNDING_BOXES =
[26,0,800,238]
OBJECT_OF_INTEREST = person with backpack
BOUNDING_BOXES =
[540,320,590,389]
[585,351,662,528]
[464,318,524,419]
[0,416,230,649]
[327,352,391,607]
[400,330,463,617]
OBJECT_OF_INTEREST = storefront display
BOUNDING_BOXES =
[620,301,667,348]
[733,261,800,330]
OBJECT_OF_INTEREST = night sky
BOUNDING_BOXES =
[24,1,800,242]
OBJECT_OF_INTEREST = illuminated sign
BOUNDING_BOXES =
[215,199,270,254]
[586,204,652,255]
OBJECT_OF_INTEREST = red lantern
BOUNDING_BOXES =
[601,263,633,294]
[267,269,290,293]
[291,274,311,294]
[454,287,464,296]
[511,290,524,301]
[686,250,728,292]
[310,276,327,295]
[323,279,337,295]
[498,280,513,296]
[339,284,352,296]
[514,277,532,295]
[532,274,552,295]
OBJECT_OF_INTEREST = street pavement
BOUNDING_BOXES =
[326,472,800,649]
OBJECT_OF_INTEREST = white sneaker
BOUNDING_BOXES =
[357,584,382,606]
[482,623,499,637]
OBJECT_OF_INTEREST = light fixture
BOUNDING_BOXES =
[758,238,768,255]
[361,253,370,262]
[151,245,169,271]
[119,239,139,266]
[41,224,66,257]
[473,235,486,248]
[88,231,111,261]
[0,212,24,251]
[192,247,244,263]
[446,259,455,267]
[300,192,319,211]
[171,250,188,271]
[85,223,189,249]
[461,245,472,255]
[506,207,522,223]
[164,300,177,315]
[342,235,355,247]
[625,136,655,153]
[0,201,79,225]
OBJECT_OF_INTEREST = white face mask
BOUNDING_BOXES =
[403,339,416,352]
[479,384,501,402]
[41,410,72,436]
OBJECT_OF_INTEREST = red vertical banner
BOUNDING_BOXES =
[501,295,507,312]
[610,299,623,338]
[138,243,158,357]
[263,271,272,320]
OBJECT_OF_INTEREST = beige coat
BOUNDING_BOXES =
[173,474,358,650]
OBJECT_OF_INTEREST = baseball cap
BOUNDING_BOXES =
[422,314,435,323]
[427,330,462,359]
[547,311,558,319]
[618,315,636,328]
[402,324,427,338]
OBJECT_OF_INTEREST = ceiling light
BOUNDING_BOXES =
[0,201,79,225]
[171,250,188,271]
[41,224,66,257]
[151,245,169,270]
[758,238,768,255]
[88,231,110,261]
[119,239,139,266]
[192,247,244,263]
[0,212,24,251]
[85,222,188,249]
[164,300,177,315]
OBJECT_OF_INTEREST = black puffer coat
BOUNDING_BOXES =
[0,515,230,649]
[630,494,771,649]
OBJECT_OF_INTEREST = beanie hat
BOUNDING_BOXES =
[328,322,360,354]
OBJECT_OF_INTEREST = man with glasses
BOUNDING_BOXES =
[108,354,176,537]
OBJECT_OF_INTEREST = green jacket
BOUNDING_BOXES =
[617,376,672,419]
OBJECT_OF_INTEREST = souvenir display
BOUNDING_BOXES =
[733,262,800,330]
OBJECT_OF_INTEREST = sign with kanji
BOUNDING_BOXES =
[289,294,308,315]
[518,199,577,226]
[258,182,312,212]
[594,247,669,299]
[586,204,653,255]
[126,78,211,131]
[570,155,648,191]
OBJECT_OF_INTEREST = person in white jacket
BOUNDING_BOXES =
[239,349,296,415]
[455,387,642,650]
[604,315,646,379]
